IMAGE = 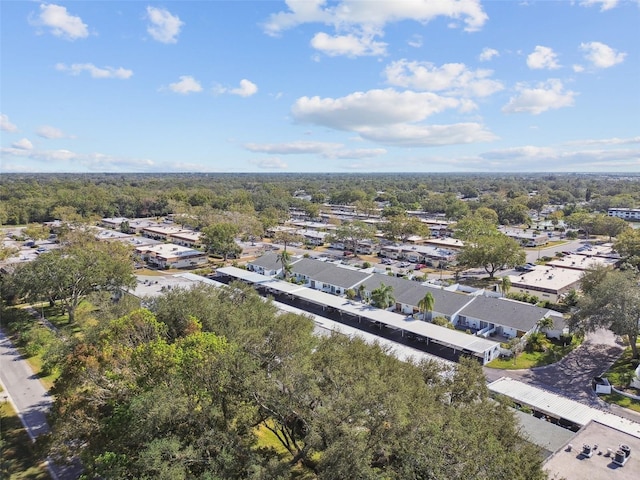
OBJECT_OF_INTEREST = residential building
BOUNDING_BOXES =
[135,243,208,269]
[508,266,584,303]
[608,208,640,221]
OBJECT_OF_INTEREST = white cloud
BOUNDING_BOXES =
[572,64,585,73]
[502,79,576,115]
[11,138,33,150]
[479,47,499,62]
[0,113,18,132]
[292,88,461,130]
[244,141,386,159]
[36,125,66,139]
[250,158,288,169]
[579,0,619,11]
[356,123,497,147]
[1,146,156,171]
[168,76,202,94]
[384,60,503,97]
[146,6,184,44]
[310,32,387,57]
[480,144,640,171]
[407,34,423,48]
[230,79,258,97]
[30,3,89,40]
[526,46,560,70]
[55,63,133,79]
[564,136,640,147]
[263,0,487,57]
[580,41,626,68]
[245,141,343,154]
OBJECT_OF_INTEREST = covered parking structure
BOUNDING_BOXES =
[217,266,500,364]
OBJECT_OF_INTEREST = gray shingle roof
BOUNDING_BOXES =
[248,251,285,271]
[459,295,565,332]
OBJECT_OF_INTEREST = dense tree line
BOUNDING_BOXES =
[43,283,547,479]
[2,173,639,226]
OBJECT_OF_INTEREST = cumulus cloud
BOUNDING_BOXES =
[579,0,619,11]
[12,138,33,150]
[168,76,202,94]
[502,79,576,115]
[0,113,18,132]
[263,0,487,57]
[250,158,288,169]
[146,6,184,44]
[30,3,89,40]
[564,136,640,147]
[291,88,496,147]
[245,141,343,155]
[479,47,499,62]
[244,141,386,160]
[407,34,423,48]
[230,79,258,97]
[36,125,66,139]
[1,146,156,171]
[55,63,133,79]
[580,41,626,68]
[526,46,560,70]
[292,89,461,130]
[480,144,640,171]
[356,123,497,147]
[384,60,503,97]
[310,32,387,57]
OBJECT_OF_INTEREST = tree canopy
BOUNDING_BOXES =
[46,283,546,479]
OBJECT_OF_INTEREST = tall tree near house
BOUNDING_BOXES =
[614,228,640,269]
[572,269,640,359]
[201,222,241,262]
[418,291,435,321]
[328,221,376,256]
[371,284,395,310]
[457,233,525,279]
[13,233,135,323]
[273,230,303,253]
[277,249,293,280]
[536,316,554,333]
[499,276,512,297]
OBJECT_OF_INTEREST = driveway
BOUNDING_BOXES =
[484,328,640,423]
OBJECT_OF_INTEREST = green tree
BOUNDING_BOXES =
[382,214,429,243]
[273,229,303,252]
[23,223,49,241]
[371,283,395,309]
[13,233,135,322]
[572,269,640,359]
[499,276,512,296]
[614,228,640,269]
[276,249,293,280]
[457,233,525,278]
[201,222,241,262]
[328,221,376,255]
[418,291,435,321]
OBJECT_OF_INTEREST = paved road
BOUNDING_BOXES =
[0,329,52,440]
[1,327,83,480]
[484,328,640,424]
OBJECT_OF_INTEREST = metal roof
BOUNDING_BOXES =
[218,266,499,355]
[488,377,640,439]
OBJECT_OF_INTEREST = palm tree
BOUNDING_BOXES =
[277,250,292,280]
[418,291,435,321]
[499,276,511,297]
[371,283,395,310]
[536,316,554,333]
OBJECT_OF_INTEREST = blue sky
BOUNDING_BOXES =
[1,0,639,173]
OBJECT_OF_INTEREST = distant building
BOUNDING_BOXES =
[608,208,640,221]
[135,243,208,269]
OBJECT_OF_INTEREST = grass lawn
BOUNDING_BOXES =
[600,393,640,414]
[254,423,317,479]
[600,346,640,413]
[487,336,581,370]
[0,401,51,479]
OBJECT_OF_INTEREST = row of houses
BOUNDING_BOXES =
[248,252,567,344]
